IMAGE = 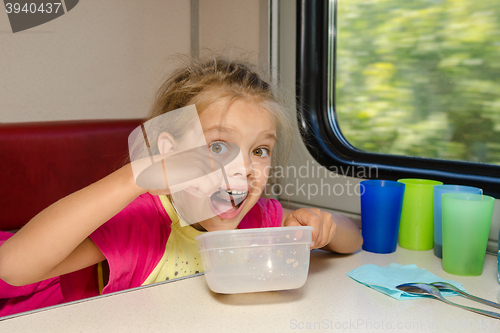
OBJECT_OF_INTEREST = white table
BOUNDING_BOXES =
[1,247,499,333]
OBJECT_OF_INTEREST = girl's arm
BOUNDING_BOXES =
[282,207,363,254]
[0,148,219,287]
[0,164,147,286]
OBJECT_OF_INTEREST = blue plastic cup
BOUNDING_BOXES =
[360,180,406,254]
[433,185,482,258]
[498,229,500,283]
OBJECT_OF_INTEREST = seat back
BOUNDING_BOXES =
[0,119,143,231]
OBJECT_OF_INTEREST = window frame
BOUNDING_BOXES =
[295,0,500,198]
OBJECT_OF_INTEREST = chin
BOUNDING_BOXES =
[200,218,239,232]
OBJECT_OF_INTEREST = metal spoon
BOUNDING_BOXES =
[396,283,500,319]
[430,282,500,309]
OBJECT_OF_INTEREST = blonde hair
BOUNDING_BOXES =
[145,55,295,173]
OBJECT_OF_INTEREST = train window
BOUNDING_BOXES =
[296,0,500,197]
[334,0,500,165]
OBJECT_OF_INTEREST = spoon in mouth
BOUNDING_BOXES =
[396,283,500,319]
[220,167,236,209]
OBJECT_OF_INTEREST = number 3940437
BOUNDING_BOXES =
[5,3,62,14]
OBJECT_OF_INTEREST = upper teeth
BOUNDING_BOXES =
[226,189,247,195]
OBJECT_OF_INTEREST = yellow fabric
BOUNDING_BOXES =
[141,195,205,285]
[97,261,104,295]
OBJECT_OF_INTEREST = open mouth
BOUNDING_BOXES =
[209,188,249,219]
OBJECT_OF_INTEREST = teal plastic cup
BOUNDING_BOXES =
[433,185,482,258]
[442,193,494,276]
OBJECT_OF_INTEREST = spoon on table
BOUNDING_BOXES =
[396,283,500,319]
[430,282,500,309]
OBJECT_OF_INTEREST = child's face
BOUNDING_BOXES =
[192,98,277,231]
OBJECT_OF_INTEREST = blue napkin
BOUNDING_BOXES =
[346,263,466,300]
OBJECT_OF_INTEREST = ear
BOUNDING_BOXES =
[157,132,176,154]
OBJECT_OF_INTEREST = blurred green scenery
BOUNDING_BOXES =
[333,0,500,165]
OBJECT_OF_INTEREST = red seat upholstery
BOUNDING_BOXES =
[0,119,143,231]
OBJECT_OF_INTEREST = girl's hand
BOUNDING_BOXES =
[282,207,363,253]
[133,147,223,198]
[282,208,337,249]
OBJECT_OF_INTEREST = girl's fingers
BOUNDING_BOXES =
[185,169,223,198]
[310,211,323,249]
[197,169,223,195]
[163,152,224,196]
[284,209,322,249]
[283,208,338,249]
[318,212,336,249]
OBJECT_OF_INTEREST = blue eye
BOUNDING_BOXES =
[210,141,229,154]
[253,147,269,157]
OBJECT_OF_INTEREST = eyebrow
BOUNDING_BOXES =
[262,131,277,141]
[204,125,277,141]
[204,125,235,134]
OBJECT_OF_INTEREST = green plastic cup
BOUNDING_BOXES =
[442,193,494,276]
[397,179,443,250]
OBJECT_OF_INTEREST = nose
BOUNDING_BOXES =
[242,153,253,179]
[224,151,253,179]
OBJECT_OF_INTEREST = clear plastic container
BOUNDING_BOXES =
[195,226,313,294]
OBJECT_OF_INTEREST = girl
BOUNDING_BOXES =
[0,56,363,316]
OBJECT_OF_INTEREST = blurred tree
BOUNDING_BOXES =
[335,0,500,164]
